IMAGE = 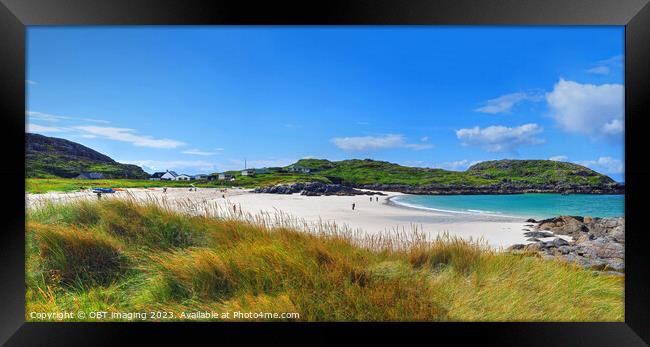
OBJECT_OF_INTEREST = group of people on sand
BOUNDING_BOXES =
[352,196,381,210]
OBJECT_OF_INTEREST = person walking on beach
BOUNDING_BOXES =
[233,205,237,213]
[96,192,102,200]
[352,203,356,210]
[370,196,372,202]
[376,196,378,202]
[163,187,167,194]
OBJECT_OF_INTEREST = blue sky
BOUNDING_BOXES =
[26,27,625,181]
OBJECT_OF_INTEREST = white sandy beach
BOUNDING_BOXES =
[26,187,554,249]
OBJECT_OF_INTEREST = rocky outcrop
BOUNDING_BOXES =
[508,216,625,273]
[354,183,624,195]
[254,182,385,196]
[536,216,625,242]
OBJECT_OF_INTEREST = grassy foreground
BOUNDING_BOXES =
[26,198,623,322]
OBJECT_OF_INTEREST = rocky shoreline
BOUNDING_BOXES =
[509,216,624,274]
[253,182,386,196]
[354,182,624,195]
[254,181,624,196]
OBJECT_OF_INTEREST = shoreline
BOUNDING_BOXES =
[27,188,533,249]
[385,195,526,221]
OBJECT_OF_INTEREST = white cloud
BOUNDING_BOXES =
[75,126,185,149]
[182,149,218,156]
[27,123,67,133]
[26,110,110,124]
[586,66,610,75]
[26,80,37,85]
[475,92,543,114]
[26,111,70,122]
[456,123,544,153]
[420,136,429,142]
[546,79,623,141]
[602,119,623,135]
[587,55,623,75]
[549,155,568,162]
[331,134,433,151]
[81,118,111,124]
[578,157,624,174]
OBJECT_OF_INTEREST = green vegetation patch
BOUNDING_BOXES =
[26,199,623,322]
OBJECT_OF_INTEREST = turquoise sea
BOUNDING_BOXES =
[391,194,624,219]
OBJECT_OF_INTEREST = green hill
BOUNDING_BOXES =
[26,133,149,179]
[289,158,615,187]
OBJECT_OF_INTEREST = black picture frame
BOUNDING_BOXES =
[1,0,649,345]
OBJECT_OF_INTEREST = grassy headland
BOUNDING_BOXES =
[293,158,615,186]
[26,158,618,194]
[26,198,623,321]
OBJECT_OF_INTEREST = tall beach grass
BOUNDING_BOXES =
[26,196,624,321]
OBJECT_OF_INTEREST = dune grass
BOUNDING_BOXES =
[26,198,623,322]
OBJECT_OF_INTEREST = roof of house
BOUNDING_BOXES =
[166,170,179,177]
[151,172,166,178]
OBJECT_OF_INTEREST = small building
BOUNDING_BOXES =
[151,170,179,181]
[286,165,311,173]
[218,173,234,180]
[193,174,208,180]
[241,169,255,176]
[150,172,165,181]
[175,174,192,181]
[75,172,105,180]
[161,171,178,180]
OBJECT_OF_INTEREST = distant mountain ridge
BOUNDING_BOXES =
[26,133,149,179]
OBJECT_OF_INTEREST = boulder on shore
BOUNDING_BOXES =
[512,216,625,273]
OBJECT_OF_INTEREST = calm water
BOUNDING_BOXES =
[391,194,624,219]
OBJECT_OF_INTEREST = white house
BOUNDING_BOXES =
[218,173,234,180]
[150,172,165,181]
[241,169,255,176]
[157,170,178,180]
[175,174,192,181]
[286,165,311,173]
[193,174,208,180]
